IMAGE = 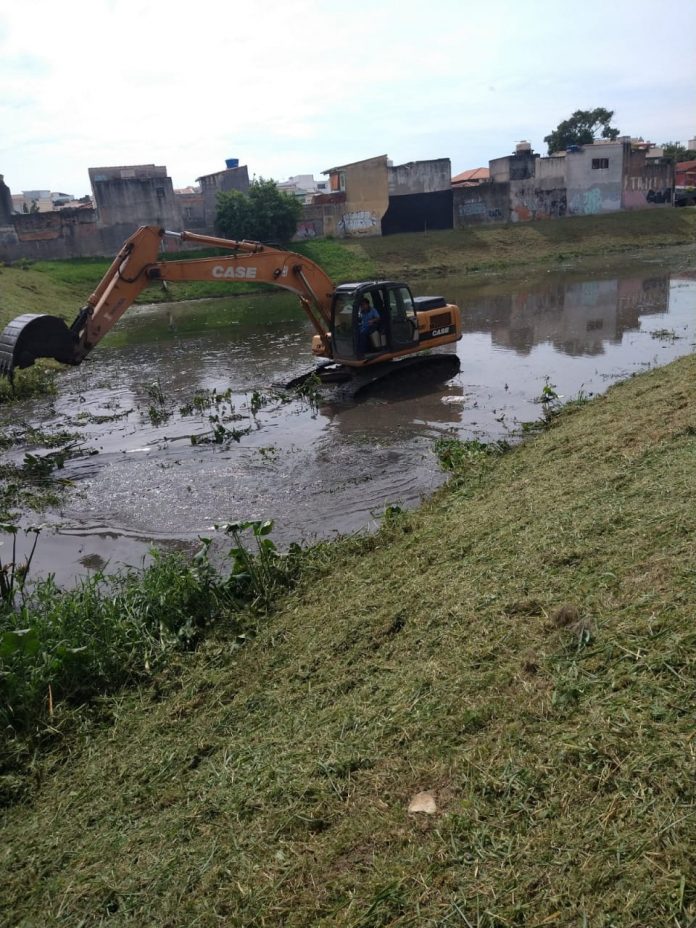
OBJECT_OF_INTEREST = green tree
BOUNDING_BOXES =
[544,108,620,154]
[215,178,302,244]
[660,141,696,164]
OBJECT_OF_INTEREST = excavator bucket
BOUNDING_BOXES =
[0,313,78,380]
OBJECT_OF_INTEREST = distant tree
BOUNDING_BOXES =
[661,141,696,163]
[215,178,302,244]
[544,108,620,154]
[215,189,253,239]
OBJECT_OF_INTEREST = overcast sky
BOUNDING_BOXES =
[1,0,695,198]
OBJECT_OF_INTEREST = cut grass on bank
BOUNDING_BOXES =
[1,354,694,927]
[355,207,696,279]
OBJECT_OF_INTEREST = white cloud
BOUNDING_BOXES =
[0,0,694,195]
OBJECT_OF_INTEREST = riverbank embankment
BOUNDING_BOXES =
[2,346,694,926]
[354,206,696,282]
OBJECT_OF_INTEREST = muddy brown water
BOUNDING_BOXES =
[6,266,696,585]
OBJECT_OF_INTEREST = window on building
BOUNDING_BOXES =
[592,158,609,170]
[155,186,165,199]
[330,171,346,192]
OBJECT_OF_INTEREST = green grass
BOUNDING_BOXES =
[1,354,694,926]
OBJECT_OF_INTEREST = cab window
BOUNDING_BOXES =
[387,286,418,346]
[332,291,357,358]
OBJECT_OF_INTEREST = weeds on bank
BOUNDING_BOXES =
[0,501,408,799]
[517,379,592,434]
[0,524,40,612]
[435,437,510,487]
[0,519,309,790]
[216,519,304,610]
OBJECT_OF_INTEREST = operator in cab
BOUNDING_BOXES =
[358,296,381,354]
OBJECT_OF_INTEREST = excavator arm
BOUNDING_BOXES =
[0,226,337,378]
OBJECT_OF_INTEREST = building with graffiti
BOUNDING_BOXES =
[453,139,674,228]
[0,136,678,260]
[298,155,453,239]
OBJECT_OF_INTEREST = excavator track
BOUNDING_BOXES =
[352,353,461,398]
[280,353,461,400]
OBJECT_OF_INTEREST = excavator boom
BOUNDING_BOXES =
[0,225,463,383]
[0,226,336,378]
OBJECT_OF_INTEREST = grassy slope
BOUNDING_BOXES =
[1,355,694,927]
[352,207,696,280]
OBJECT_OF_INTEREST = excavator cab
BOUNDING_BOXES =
[330,281,419,362]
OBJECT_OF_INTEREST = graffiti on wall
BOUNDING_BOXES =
[459,199,487,217]
[510,187,567,222]
[646,189,672,204]
[338,210,379,235]
[622,188,672,209]
[569,187,604,215]
[456,199,503,222]
[623,172,673,207]
[294,220,322,240]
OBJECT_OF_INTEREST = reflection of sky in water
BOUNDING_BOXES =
[11,270,696,585]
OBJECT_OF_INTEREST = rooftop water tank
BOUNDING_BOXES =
[225,158,240,169]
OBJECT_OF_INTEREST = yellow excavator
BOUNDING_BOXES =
[0,226,462,387]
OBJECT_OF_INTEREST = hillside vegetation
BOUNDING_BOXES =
[1,351,694,926]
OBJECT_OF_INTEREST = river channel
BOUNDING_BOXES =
[6,265,695,584]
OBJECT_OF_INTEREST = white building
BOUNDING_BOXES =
[277,174,329,203]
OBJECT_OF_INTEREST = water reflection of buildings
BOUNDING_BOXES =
[458,275,670,356]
